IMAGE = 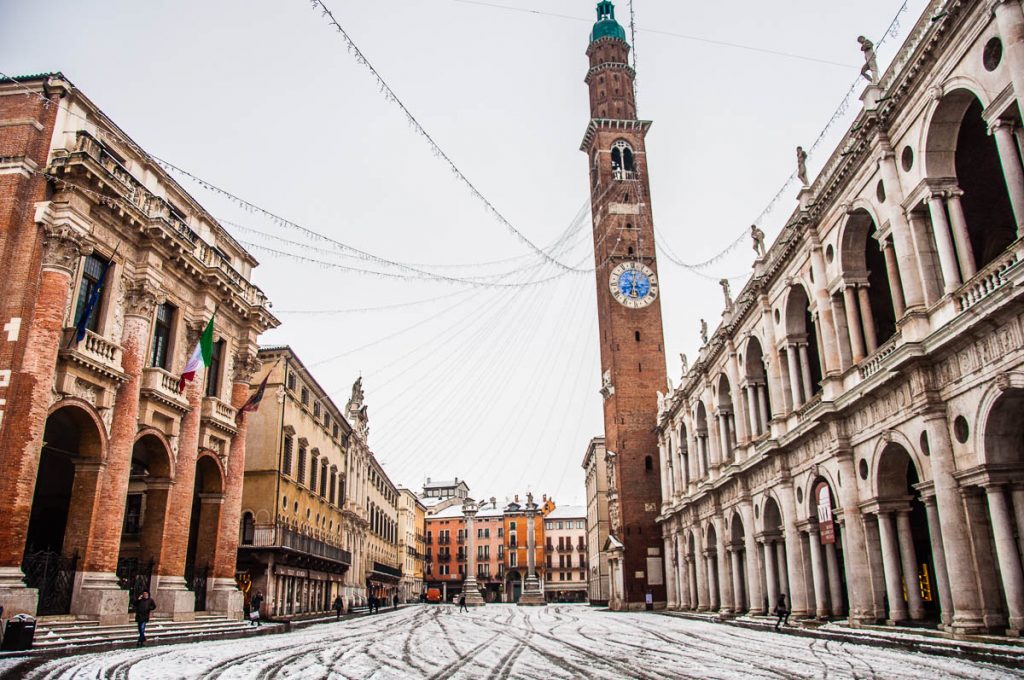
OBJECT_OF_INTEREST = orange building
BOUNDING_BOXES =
[502,496,547,602]
[424,500,505,602]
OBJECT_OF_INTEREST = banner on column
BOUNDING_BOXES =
[816,484,835,544]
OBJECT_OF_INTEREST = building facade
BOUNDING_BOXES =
[583,437,612,604]
[583,2,669,610]
[502,497,547,602]
[397,487,426,603]
[364,447,402,603]
[0,73,277,622]
[544,506,589,602]
[657,0,1024,636]
[237,347,358,617]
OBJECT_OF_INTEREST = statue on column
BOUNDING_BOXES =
[796,146,809,186]
[858,36,879,84]
[679,353,688,376]
[751,224,766,257]
[700,319,708,345]
[719,278,733,310]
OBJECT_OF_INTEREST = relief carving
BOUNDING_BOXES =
[124,280,163,319]
[40,224,87,276]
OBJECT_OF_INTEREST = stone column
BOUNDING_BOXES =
[705,549,719,611]
[740,502,764,615]
[775,541,790,603]
[716,528,733,615]
[875,512,909,624]
[718,413,732,464]
[842,286,866,363]
[856,287,878,354]
[824,542,844,617]
[807,528,830,618]
[991,119,1024,234]
[462,498,485,606]
[835,453,874,623]
[785,346,803,408]
[664,534,678,608]
[658,437,672,505]
[744,385,758,436]
[0,226,84,617]
[730,547,745,613]
[895,511,926,620]
[797,343,814,400]
[808,236,842,375]
[208,351,261,618]
[74,280,162,623]
[763,540,779,613]
[906,211,942,305]
[922,495,954,626]
[944,191,977,280]
[695,547,709,611]
[923,413,986,632]
[756,385,769,434]
[880,240,907,318]
[876,142,926,309]
[519,495,544,605]
[681,555,692,609]
[985,485,1024,631]
[1012,486,1024,563]
[926,194,963,293]
[777,482,807,615]
[688,556,699,610]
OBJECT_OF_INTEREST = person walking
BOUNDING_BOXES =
[392,593,398,610]
[774,593,790,630]
[333,595,344,620]
[369,594,377,614]
[249,591,264,627]
[135,591,156,647]
[458,593,468,613]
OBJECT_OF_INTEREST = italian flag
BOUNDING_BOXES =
[178,315,215,392]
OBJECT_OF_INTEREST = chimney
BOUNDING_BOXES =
[490,496,496,508]
[426,477,431,483]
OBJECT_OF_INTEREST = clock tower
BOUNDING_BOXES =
[582,0,668,609]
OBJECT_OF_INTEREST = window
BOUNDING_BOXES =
[310,454,319,490]
[205,339,225,398]
[320,460,328,497]
[314,401,321,418]
[645,455,653,471]
[509,552,517,567]
[150,302,175,368]
[282,436,293,476]
[301,387,309,406]
[287,372,296,391]
[241,512,255,545]
[332,423,340,439]
[74,254,109,334]
[498,528,504,538]
[610,140,635,177]
[297,446,307,485]
[329,470,337,504]
[509,521,517,531]
[122,493,142,535]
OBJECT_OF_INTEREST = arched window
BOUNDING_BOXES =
[610,140,635,179]
[241,512,255,545]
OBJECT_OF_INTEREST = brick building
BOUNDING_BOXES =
[0,73,277,622]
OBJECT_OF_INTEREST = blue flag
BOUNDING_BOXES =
[69,259,110,347]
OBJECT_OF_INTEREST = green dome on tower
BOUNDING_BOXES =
[590,1,627,44]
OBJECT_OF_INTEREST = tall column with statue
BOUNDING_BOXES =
[518,494,545,605]
[461,498,485,606]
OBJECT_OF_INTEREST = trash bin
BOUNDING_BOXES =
[0,615,36,651]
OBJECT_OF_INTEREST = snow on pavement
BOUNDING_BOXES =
[1,604,1020,679]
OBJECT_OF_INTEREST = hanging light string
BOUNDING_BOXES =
[304,0,587,273]
[652,0,910,271]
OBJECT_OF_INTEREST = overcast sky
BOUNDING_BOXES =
[2,0,930,506]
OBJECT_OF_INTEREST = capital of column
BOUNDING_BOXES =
[124,279,164,319]
[989,118,1017,136]
[232,351,262,384]
[40,224,88,275]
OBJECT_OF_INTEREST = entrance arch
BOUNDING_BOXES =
[840,209,898,351]
[783,285,823,408]
[184,452,225,612]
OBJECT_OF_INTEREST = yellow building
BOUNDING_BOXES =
[364,453,401,603]
[397,488,426,602]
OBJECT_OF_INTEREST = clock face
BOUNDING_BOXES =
[609,261,658,308]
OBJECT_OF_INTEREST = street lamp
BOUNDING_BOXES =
[461,498,485,607]
[518,493,545,606]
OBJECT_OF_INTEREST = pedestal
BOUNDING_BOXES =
[0,567,38,618]
[518,574,545,606]
[207,577,244,619]
[71,571,130,624]
[150,575,197,621]
[462,576,485,607]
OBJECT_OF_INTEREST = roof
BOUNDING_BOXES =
[427,502,504,520]
[423,479,468,490]
[546,505,586,520]
[590,1,626,44]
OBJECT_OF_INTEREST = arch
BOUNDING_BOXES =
[716,373,734,411]
[705,522,718,552]
[760,494,785,536]
[979,378,1024,467]
[743,335,768,381]
[132,430,174,480]
[869,431,928,499]
[730,510,745,544]
[240,511,256,545]
[611,139,635,174]
[874,440,924,500]
[840,208,898,347]
[802,469,841,521]
[924,85,991,178]
[782,284,823,399]
[195,452,226,495]
[44,399,108,461]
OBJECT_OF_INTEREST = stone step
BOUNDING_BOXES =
[25,616,266,651]
[36,615,234,635]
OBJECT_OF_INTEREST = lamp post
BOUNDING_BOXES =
[461,498,485,606]
[519,493,546,606]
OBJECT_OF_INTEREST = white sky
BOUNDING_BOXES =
[1,0,930,506]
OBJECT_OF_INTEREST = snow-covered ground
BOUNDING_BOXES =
[1,604,1020,679]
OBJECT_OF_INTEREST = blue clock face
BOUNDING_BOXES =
[618,270,651,299]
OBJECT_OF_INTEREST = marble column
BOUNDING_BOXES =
[717,531,734,615]
[991,119,1024,234]
[797,344,814,401]
[944,190,977,280]
[756,384,770,434]
[763,540,779,613]
[729,548,745,613]
[808,529,830,618]
[777,483,808,615]
[695,547,709,611]
[785,346,803,408]
[658,438,672,504]
[706,550,719,611]
[856,287,878,354]
[985,485,1024,631]
[835,454,875,623]
[665,535,678,609]
[688,555,699,610]
[876,141,926,309]
[895,511,926,620]
[922,495,954,626]
[880,240,907,318]
[1011,486,1024,563]
[824,542,845,616]
[926,194,963,293]
[876,512,909,624]
[842,286,866,363]
[906,211,943,306]
[745,384,759,437]
[775,541,790,604]
[718,413,732,464]
[740,502,765,615]
[830,295,853,371]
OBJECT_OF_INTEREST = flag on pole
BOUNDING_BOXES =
[178,315,215,392]
[236,369,271,421]
[68,258,111,348]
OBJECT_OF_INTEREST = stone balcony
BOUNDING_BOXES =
[55,328,127,408]
[200,396,238,436]
[140,367,189,413]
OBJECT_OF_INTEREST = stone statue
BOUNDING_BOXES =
[751,224,766,257]
[700,319,708,345]
[720,278,732,308]
[666,376,674,392]
[796,146,809,186]
[858,36,879,84]
[350,376,364,406]
[679,353,688,375]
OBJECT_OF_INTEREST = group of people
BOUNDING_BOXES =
[367,593,399,614]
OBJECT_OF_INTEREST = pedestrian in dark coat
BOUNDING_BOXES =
[249,591,264,627]
[774,593,790,630]
[393,593,398,610]
[369,595,377,614]
[135,591,156,646]
[333,596,344,620]
[458,594,468,613]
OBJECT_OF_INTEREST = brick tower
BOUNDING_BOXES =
[581,0,668,609]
